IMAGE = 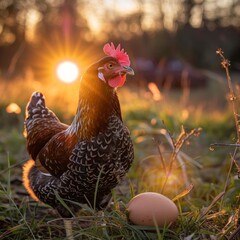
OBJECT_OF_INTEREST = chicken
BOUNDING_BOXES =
[23,43,134,223]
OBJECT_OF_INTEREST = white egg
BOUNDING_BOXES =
[127,192,178,226]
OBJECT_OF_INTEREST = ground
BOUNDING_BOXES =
[0,70,239,239]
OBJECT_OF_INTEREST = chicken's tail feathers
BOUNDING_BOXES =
[22,159,40,202]
[23,91,68,157]
[24,91,59,139]
[26,92,46,118]
[25,91,60,125]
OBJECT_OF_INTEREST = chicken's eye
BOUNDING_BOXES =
[107,63,113,69]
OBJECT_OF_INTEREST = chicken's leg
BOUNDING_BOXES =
[64,219,74,240]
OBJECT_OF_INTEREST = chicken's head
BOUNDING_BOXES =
[97,43,134,88]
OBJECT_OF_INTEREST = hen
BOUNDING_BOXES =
[23,43,134,236]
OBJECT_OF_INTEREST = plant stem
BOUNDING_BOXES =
[216,49,240,141]
[216,49,240,208]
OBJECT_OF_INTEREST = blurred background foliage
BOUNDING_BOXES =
[0,0,240,79]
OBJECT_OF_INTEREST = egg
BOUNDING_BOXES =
[127,192,178,226]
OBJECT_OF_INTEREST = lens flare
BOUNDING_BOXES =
[56,61,79,83]
[6,103,21,114]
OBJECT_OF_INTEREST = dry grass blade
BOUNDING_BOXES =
[172,184,194,202]
[154,139,167,174]
[198,191,225,221]
[228,225,240,240]
[210,143,240,149]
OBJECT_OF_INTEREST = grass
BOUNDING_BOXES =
[0,60,240,239]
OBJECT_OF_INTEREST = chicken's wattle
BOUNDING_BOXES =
[108,75,126,88]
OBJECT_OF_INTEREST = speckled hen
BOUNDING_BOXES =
[23,43,134,222]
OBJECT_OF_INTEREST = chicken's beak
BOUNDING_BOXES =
[122,66,135,76]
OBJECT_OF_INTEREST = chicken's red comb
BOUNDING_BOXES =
[103,42,130,66]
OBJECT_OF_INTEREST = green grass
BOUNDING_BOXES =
[0,69,240,239]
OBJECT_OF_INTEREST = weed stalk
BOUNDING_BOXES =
[216,49,240,204]
[216,49,240,142]
[160,126,201,194]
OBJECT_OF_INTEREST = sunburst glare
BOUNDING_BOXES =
[56,61,80,83]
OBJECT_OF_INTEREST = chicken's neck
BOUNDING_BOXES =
[66,86,122,139]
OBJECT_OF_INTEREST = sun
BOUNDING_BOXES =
[56,61,80,83]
